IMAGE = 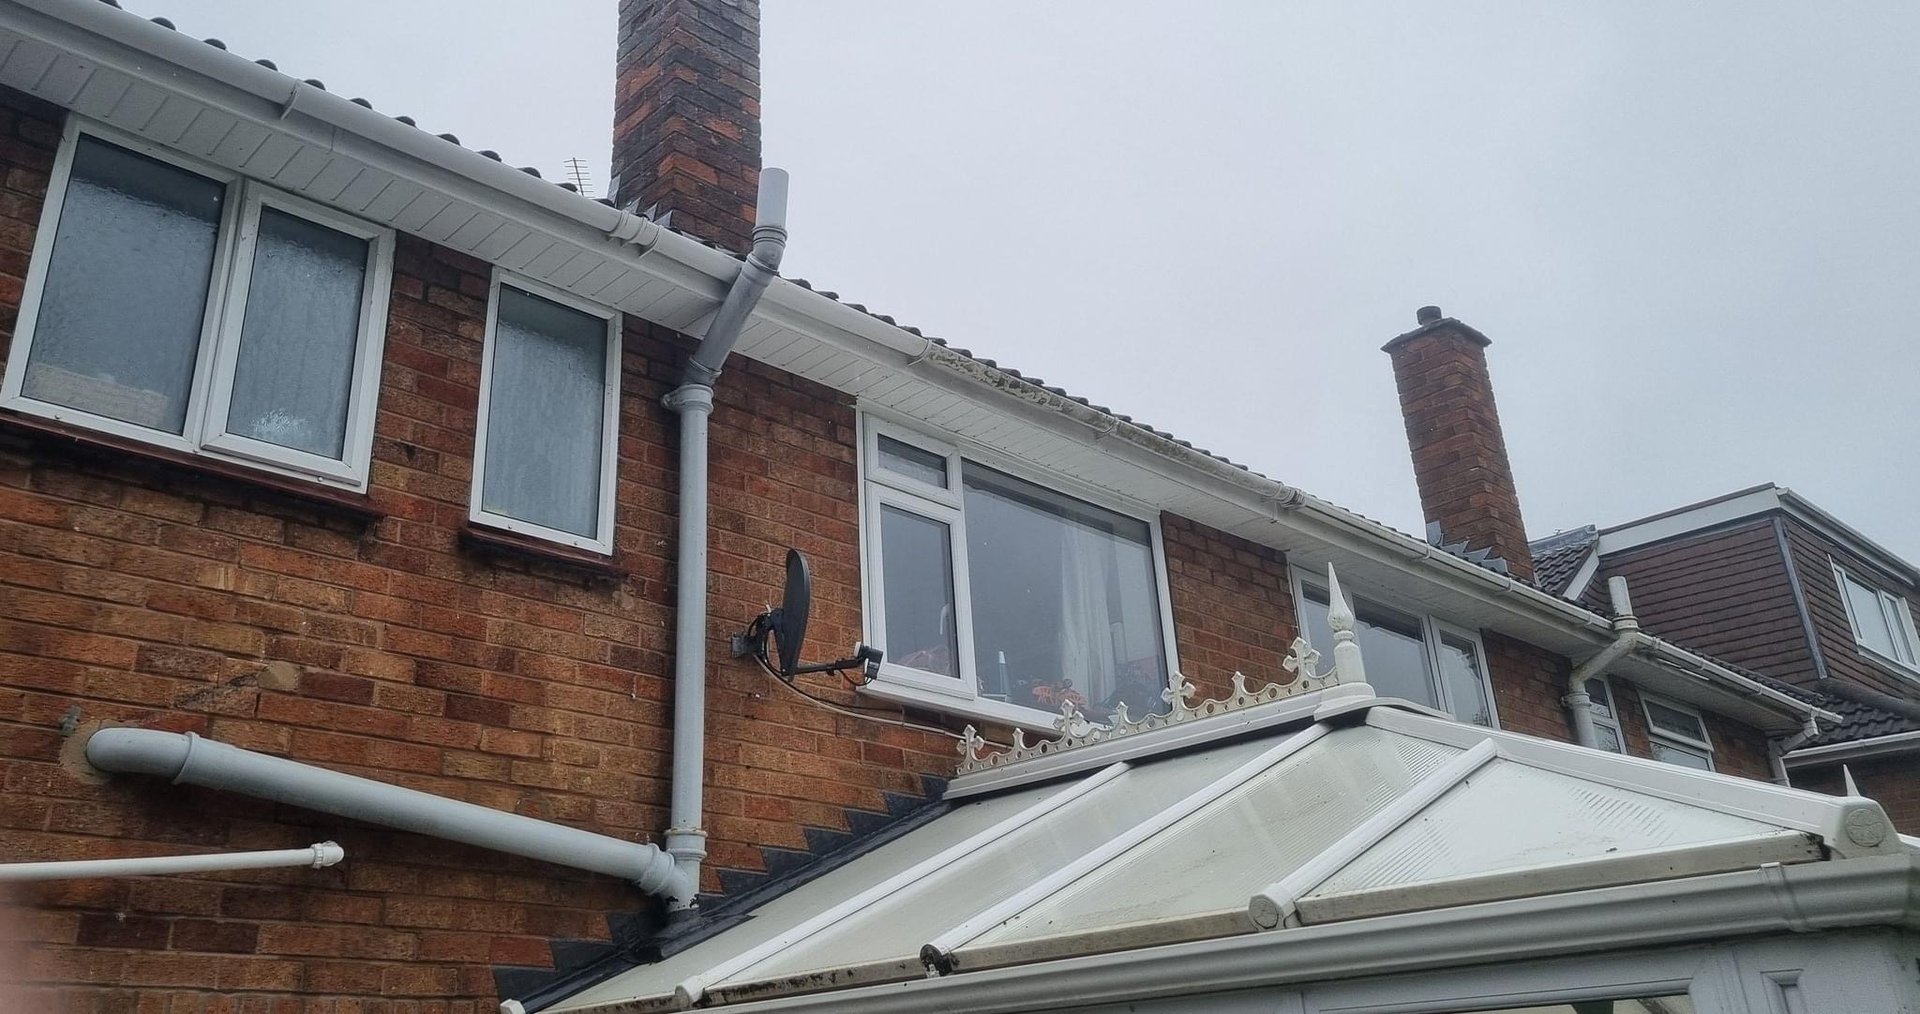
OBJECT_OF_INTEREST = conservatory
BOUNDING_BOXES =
[527,578,1920,1014]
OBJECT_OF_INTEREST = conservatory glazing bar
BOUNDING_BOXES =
[545,684,1901,1014]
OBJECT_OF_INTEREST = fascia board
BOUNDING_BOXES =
[10,2,1823,735]
[677,854,1920,1014]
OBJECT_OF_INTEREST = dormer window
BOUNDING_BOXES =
[1832,562,1919,674]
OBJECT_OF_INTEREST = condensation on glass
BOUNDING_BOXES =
[22,137,223,433]
[876,434,948,488]
[961,463,1167,719]
[480,287,610,539]
[225,208,370,458]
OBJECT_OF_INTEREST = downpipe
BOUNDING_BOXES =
[662,169,790,911]
[83,728,688,897]
[1564,577,1640,749]
[0,841,342,882]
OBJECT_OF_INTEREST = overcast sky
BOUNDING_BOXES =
[137,1,1920,562]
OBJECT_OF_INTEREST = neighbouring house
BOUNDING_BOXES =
[0,1,1905,1012]
[1529,484,1920,832]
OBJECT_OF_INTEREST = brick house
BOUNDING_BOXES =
[1531,484,1920,832]
[0,1,1848,1011]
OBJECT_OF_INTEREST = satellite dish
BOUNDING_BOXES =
[731,548,883,681]
[770,548,811,676]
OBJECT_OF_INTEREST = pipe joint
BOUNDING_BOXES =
[663,383,716,414]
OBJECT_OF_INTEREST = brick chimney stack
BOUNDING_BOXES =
[1383,306,1534,582]
[613,0,762,252]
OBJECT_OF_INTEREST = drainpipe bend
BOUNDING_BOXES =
[83,728,688,897]
[662,169,790,912]
[1564,578,1641,749]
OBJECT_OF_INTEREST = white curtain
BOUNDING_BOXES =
[1056,523,1117,704]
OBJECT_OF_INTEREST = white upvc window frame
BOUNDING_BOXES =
[0,117,395,491]
[1831,559,1920,677]
[1289,566,1502,728]
[1583,675,1627,754]
[468,269,624,555]
[855,411,1182,730]
[1640,691,1716,771]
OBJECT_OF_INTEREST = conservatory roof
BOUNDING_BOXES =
[544,689,1903,1014]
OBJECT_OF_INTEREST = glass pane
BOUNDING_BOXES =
[1877,594,1917,665]
[1842,572,1900,658]
[480,287,609,538]
[876,434,947,488]
[1651,740,1713,770]
[1453,996,1693,1013]
[1594,722,1624,754]
[961,464,1167,718]
[224,207,370,458]
[1300,582,1435,708]
[879,506,959,678]
[1644,699,1706,743]
[1437,630,1494,726]
[1584,677,1614,718]
[22,137,223,433]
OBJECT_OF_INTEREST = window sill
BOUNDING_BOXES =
[858,677,1073,732]
[459,522,627,584]
[0,408,384,524]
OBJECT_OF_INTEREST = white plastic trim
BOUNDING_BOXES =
[556,854,1920,1014]
[671,761,1132,1007]
[1248,738,1498,929]
[926,725,1331,964]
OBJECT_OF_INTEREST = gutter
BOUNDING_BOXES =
[15,0,1826,735]
[593,854,1920,1014]
[1786,729,1920,768]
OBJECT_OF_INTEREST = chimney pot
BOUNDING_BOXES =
[1416,305,1443,325]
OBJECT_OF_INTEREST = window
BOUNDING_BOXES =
[0,122,394,489]
[1641,694,1714,771]
[1832,562,1920,673]
[1293,571,1497,727]
[1584,677,1626,754]
[470,275,622,553]
[860,419,1176,725]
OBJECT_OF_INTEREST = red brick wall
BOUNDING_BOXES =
[1160,516,1296,701]
[1383,317,1533,582]
[1482,630,1576,741]
[1793,757,1920,835]
[0,88,956,1010]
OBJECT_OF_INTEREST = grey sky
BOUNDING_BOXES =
[135,1,1920,562]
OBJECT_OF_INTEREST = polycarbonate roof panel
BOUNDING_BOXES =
[546,778,1069,1011]
[1303,757,1809,903]
[719,734,1283,987]
[969,727,1459,947]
